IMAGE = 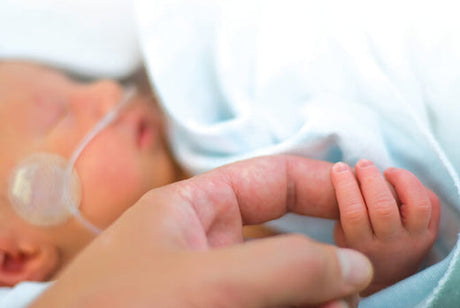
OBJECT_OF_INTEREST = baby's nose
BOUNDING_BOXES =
[70,80,123,119]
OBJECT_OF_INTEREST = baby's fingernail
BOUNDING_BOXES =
[357,159,373,168]
[385,167,397,174]
[333,162,349,173]
[337,248,373,286]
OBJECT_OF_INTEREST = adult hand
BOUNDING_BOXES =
[31,155,373,308]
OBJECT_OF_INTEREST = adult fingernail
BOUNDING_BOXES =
[323,299,350,308]
[334,300,349,308]
[337,248,373,286]
[357,159,373,168]
[333,162,349,173]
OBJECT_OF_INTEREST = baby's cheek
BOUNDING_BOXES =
[78,153,143,227]
[99,160,140,197]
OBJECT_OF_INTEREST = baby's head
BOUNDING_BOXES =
[0,62,179,286]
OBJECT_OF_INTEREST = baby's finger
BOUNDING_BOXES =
[384,168,431,233]
[426,189,441,234]
[331,162,373,243]
[355,160,402,239]
[333,222,347,248]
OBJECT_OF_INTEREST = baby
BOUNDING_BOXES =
[0,61,182,282]
[0,61,439,296]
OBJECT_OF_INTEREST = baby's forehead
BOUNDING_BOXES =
[0,67,49,178]
[0,61,97,83]
[0,61,50,77]
[0,62,71,137]
[0,62,66,85]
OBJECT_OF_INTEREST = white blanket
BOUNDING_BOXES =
[0,0,141,78]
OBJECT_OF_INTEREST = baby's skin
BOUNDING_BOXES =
[331,159,440,296]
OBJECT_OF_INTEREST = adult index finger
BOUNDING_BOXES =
[152,155,340,246]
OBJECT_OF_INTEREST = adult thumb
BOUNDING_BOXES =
[207,234,373,307]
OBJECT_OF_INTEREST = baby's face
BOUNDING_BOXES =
[0,62,177,263]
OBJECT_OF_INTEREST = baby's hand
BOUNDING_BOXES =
[331,159,440,296]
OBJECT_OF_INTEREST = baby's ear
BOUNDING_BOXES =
[0,237,59,286]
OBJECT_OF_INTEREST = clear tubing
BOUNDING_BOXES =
[63,86,137,234]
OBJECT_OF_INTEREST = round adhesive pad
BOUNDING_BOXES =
[8,153,81,226]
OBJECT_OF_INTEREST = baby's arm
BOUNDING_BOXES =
[330,159,440,296]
